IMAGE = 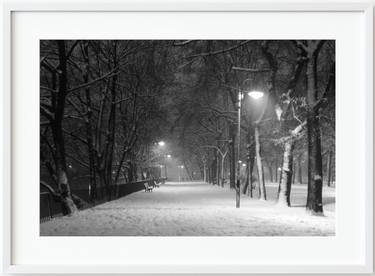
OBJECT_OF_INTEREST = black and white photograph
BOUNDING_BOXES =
[39,40,335,236]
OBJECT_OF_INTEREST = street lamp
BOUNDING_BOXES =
[163,155,171,180]
[156,141,168,179]
[248,91,264,100]
[235,90,243,208]
[178,165,184,182]
[236,87,265,208]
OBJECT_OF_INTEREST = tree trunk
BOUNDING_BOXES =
[243,168,249,195]
[203,161,207,183]
[183,161,193,181]
[255,125,266,200]
[229,124,236,189]
[98,167,108,201]
[221,157,225,187]
[212,149,217,185]
[306,112,323,213]
[275,162,278,183]
[246,156,255,197]
[305,41,324,214]
[268,163,273,183]
[216,139,221,186]
[128,161,134,183]
[82,41,97,203]
[327,150,332,187]
[277,141,294,206]
[210,160,215,184]
[243,129,254,195]
[53,41,78,215]
[277,158,283,200]
[104,42,118,200]
[297,154,303,184]
[292,162,296,184]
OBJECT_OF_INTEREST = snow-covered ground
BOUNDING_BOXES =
[40,181,335,236]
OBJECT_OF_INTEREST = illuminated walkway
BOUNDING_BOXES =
[40,181,335,236]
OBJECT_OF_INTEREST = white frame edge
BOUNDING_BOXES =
[364,2,374,275]
[2,0,12,275]
[1,0,373,274]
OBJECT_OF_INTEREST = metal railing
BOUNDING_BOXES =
[40,178,166,223]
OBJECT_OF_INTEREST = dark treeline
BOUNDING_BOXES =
[40,40,335,216]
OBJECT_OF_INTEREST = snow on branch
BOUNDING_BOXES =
[231,67,270,73]
[273,121,307,145]
[173,40,194,46]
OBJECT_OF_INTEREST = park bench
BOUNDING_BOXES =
[144,182,153,192]
[153,180,161,188]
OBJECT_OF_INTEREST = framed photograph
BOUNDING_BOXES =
[2,0,373,274]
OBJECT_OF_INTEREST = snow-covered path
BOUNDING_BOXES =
[40,182,335,236]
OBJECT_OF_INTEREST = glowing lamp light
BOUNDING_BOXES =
[248,91,264,100]
[158,141,165,146]
[242,163,246,167]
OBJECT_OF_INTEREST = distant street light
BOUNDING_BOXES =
[159,164,164,178]
[163,155,171,179]
[155,142,168,179]
[178,165,184,182]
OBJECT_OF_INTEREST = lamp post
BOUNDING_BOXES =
[235,91,243,208]
[156,141,169,180]
[178,165,184,182]
[235,88,265,208]
[159,165,164,178]
[164,154,171,180]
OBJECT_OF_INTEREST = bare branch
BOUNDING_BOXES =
[40,105,54,121]
[67,69,118,94]
[40,86,57,93]
[186,41,250,59]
